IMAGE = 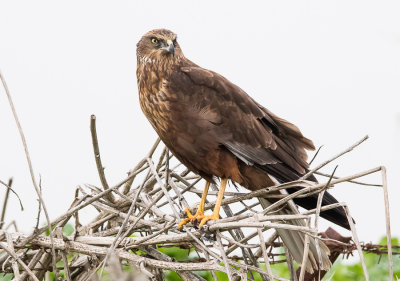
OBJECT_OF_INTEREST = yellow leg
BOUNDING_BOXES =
[198,178,228,228]
[178,181,210,228]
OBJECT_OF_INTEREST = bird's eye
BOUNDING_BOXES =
[151,38,159,44]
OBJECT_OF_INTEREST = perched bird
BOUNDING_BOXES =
[136,29,349,272]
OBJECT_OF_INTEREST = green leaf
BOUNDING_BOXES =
[158,246,192,261]
[63,224,74,236]
[0,274,13,281]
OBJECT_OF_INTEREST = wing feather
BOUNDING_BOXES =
[177,66,314,175]
[164,63,350,230]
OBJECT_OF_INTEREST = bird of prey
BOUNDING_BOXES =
[136,29,349,272]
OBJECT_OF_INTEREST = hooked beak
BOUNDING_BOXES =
[162,40,175,57]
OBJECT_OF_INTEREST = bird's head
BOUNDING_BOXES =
[136,29,182,63]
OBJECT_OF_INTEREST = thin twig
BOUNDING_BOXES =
[34,176,43,231]
[204,166,382,211]
[216,231,235,281]
[55,227,72,281]
[308,145,323,166]
[17,170,142,247]
[0,178,23,212]
[6,232,21,280]
[0,70,57,275]
[90,114,115,203]
[255,215,273,280]
[0,236,39,281]
[20,249,44,281]
[298,218,311,281]
[147,158,180,219]
[381,166,393,281]
[314,171,381,187]
[343,205,370,281]
[99,169,152,277]
[0,178,13,229]
[301,135,368,180]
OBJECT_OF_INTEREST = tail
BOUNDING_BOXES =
[237,162,347,273]
[259,196,331,273]
[258,163,351,230]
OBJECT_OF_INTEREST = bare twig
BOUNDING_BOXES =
[0,127,393,281]
[381,166,393,281]
[255,215,273,280]
[301,135,368,180]
[90,114,115,203]
[0,178,23,212]
[34,176,43,231]
[343,205,370,281]
[55,227,72,281]
[298,218,311,281]
[0,178,13,229]
[0,234,39,281]
[308,145,323,166]
[216,231,235,281]
[6,232,21,280]
[0,70,57,275]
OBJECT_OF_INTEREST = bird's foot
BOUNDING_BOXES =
[177,207,205,229]
[198,212,219,228]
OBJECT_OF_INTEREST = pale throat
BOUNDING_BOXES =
[137,51,183,66]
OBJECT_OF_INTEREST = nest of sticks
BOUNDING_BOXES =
[0,73,396,281]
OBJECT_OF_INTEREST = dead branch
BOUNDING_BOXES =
[0,113,394,281]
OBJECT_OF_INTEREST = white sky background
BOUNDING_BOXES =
[0,0,399,245]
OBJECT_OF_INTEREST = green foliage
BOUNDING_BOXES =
[158,246,193,261]
[44,223,74,236]
[157,246,215,280]
[271,261,292,279]
[62,223,74,236]
[0,274,12,281]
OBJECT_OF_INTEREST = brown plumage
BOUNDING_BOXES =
[136,29,349,271]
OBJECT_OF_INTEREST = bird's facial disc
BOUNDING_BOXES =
[150,37,175,56]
